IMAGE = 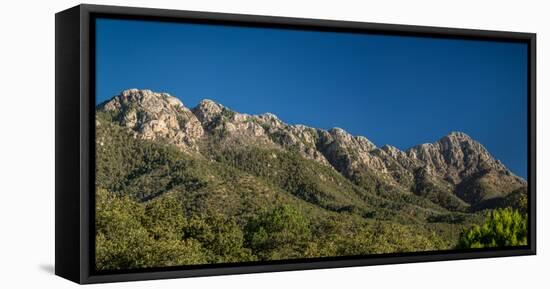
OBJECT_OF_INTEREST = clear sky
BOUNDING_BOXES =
[95,18,528,179]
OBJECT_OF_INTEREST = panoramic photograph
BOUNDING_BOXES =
[94,18,528,271]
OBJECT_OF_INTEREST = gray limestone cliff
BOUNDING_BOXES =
[97,89,526,209]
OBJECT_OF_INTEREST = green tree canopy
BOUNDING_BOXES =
[457,208,527,249]
[95,189,207,270]
[245,205,312,260]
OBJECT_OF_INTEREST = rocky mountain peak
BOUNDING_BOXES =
[329,127,348,136]
[381,144,404,158]
[97,90,526,208]
[99,89,204,153]
[192,99,227,124]
[405,131,510,184]
[323,128,376,151]
[100,89,185,122]
[261,112,278,120]
[327,128,355,144]
[255,112,284,129]
[446,131,472,140]
[101,89,185,112]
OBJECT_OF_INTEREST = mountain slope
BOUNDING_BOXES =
[98,89,526,211]
[95,111,460,269]
[95,88,527,269]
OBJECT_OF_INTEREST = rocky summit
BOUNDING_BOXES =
[97,89,526,210]
[98,89,204,153]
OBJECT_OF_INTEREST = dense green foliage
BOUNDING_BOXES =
[457,208,528,249]
[95,113,527,270]
[245,205,312,260]
[95,189,207,270]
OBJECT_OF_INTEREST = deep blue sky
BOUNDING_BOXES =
[95,18,528,179]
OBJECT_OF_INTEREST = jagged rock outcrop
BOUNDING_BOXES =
[98,89,204,152]
[192,99,268,140]
[97,89,526,209]
[406,132,509,183]
[317,128,378,175]
[192,99,225,125]
[405,132,525,204]
[381,145,420,170]
[192,100,330,164]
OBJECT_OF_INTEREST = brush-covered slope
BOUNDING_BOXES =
[99,89,526,210]
[94,89,527,270]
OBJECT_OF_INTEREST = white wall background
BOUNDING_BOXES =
[0,0,546,287]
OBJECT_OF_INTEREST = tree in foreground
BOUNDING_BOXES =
[457,208,527,249]
[245,205,312,260]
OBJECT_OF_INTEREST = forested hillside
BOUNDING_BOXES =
[95,89,528,270]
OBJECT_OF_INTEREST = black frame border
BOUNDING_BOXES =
[55,4,536,284]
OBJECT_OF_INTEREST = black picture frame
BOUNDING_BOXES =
[55,4,537,284]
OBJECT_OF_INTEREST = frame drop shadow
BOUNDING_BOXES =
[39,264,55,275]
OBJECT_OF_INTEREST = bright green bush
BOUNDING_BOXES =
[457,208,527,249]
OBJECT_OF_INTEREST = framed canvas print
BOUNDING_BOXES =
[55,4,536,284]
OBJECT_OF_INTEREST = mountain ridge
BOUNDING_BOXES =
[97,89,526,210]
